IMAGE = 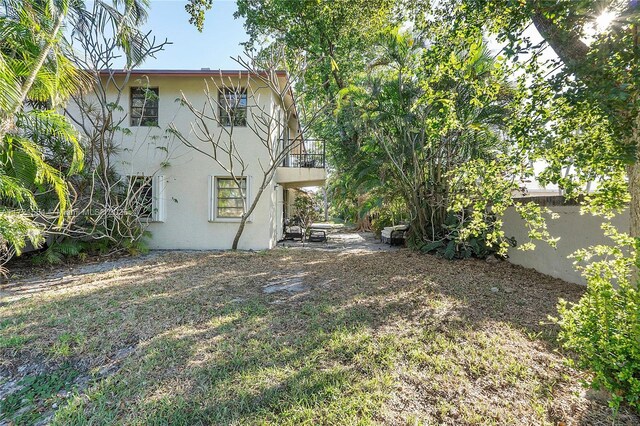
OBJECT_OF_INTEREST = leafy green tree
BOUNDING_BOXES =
[332,28,530,256]
[236,0,395,96]
[456,0,638,236]
[442,0,640,409]
[185,0,213,32]
[236,0,397,231]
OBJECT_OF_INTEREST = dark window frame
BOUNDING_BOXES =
[218,88,247,127]
[130,87,159,127]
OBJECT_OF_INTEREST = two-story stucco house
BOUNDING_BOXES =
[66,69,326,250]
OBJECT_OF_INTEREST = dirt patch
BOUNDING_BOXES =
[0,251,166,303]
[263,272,307,294]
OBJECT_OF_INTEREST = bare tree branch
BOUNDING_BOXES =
[171,48,329,249]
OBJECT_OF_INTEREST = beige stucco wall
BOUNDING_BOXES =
[65,73,299,250]
[275,167,327,187]
[502,204,628,285]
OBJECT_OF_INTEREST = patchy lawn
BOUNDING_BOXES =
[1,245,638,425]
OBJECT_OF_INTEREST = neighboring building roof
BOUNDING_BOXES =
[512,194,584,206]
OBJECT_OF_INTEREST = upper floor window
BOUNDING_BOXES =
[219,88,247,127]
[130,87,159,126]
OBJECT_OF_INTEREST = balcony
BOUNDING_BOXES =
[281,139,325,168]
[276,138,327,187]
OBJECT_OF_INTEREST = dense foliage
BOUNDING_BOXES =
[446,0,640,410]
[332,29,519,255]
[239,0,640,411]
[236,0,398,231]
[0,0,86,267]
[0,0,159,268]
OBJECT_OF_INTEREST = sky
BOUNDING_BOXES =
[137,0,248,70]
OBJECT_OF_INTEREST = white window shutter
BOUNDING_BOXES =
[208,175,215,221]
[247,175,254,222]
[152,175,166,222]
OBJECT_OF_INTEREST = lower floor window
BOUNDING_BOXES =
[216,177,247,218]
[128,175,165,222]
[129,176,153,219]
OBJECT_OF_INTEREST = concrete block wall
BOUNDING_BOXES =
[502,197,628,285]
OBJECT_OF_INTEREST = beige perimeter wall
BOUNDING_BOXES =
[502,203,628,285]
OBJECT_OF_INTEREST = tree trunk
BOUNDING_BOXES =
[530,9,589,72]
[354,195,371,232]
[629,164,640,235]
[354,215,372,232]
[231,215,248,250]
[323,185,328,222]
[231,179,271,250]
[628,117,640,246]
[626,115,640,283]
[627,162,640,282]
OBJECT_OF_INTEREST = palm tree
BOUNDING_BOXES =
[333,29,513,247]
[0,0,151,264]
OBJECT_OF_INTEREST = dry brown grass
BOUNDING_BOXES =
[1,246,638,425]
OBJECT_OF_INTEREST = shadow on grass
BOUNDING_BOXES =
[1,249,637,425]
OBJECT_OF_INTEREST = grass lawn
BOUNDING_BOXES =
[1,247,638,425]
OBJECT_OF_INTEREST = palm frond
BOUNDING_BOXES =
[17,109,84,174]
[0,171,37,208]
[6,135,70,225]
[95,0,153,68]
[0,208,44,255]
[0,55,22,112]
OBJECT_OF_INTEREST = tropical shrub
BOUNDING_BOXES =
[413,212,516,260]
[292,192,319,230]
[370,197,408,237]
[31,227,151,265]
[554,224,640,411]
[0,0,88,269]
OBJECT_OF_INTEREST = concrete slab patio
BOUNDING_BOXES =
[277,224,403,253]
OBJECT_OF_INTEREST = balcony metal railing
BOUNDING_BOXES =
[281,138,325,168]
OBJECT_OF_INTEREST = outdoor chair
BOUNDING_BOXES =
[381,224,409,246]
[283,218,304,241]
[307,227,328,243]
